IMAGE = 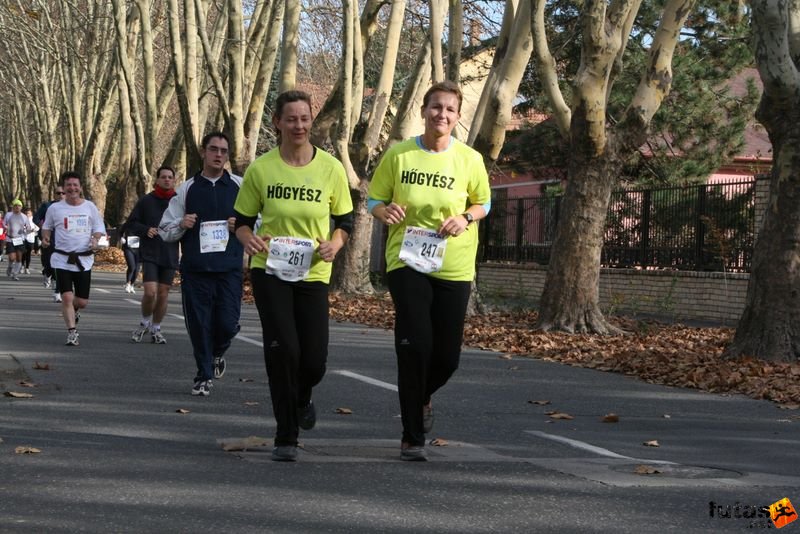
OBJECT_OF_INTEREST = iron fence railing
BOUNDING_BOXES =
[480,180,760,272]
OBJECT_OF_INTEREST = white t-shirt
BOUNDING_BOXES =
[43,200,106,272]
[4,212,29,240]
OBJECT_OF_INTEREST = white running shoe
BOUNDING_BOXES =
[65,330,79,346]
[131,323,149,343]
[53,292,62,303]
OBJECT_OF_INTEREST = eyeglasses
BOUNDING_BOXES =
[56,191,65,195]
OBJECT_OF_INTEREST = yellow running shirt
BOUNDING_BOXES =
[235,147,353,283]
[369,137,491,281]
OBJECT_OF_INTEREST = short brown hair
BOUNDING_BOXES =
[273,90,313,120]
[59,171,82,186]
[422,81,463,112]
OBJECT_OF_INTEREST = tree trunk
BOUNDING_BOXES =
[536,138,624,335]
[330,179,374,293]
[725,0,800,363]
[279,0,301,92]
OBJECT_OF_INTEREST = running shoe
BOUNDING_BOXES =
[43,275,51,288]
[131,323,148,343]
[191,379,212,397]
[400,443,427,462]
[53,292,62,303]
[151,331,167,344]
[298,401,317,430]
[213,355,226,379]
[65,330,80,346]
[74,311,80,325]
[11,275,19,281]
[271,446,298,462]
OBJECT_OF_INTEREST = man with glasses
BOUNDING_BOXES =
[159,132,244,397]
[35,186,66,300]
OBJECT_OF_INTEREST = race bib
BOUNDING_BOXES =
[399,226,447,274]
[127,236,140,249]
[199,220,229,253]
[65,214,90,235]
[11,237,23,247]
[265,236,315,282]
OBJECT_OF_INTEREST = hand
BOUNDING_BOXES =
[147,227,158,238]
[316,237,342,262]
[245,233,269,256]
[438,215,468,237]
[380,202,406,225]
[227,217,236,233]
[181,213,198,230]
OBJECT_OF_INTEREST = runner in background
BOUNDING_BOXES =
[159,132,243,396]
[126,166,179,344]
[42,171,106,346]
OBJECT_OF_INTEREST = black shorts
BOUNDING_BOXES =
[55,268,92,299]
[142,262,176,285]
[5,241,24,255]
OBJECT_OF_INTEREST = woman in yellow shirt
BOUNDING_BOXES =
[235,90,353,462]
[368,81,491,461]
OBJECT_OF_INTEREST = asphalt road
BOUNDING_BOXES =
[1,268,798,533]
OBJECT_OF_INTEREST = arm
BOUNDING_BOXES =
[158,184,192,242]
[234,210,269,256]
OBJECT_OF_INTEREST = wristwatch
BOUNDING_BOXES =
[462,212,474,225]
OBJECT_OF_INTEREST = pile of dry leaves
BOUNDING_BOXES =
[328,293,800,407]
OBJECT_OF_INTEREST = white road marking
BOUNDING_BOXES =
[235,334,263,347]
[124,298,139,305]
[331,370,398,392]
[94,288,111,294]
[525,430,676,464]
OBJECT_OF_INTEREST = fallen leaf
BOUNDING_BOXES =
[17,380,36,388]
[634,464,662,475]
[33,362,50,370]
[429,438,449,447]
[549,412,574,420]
[602,413,619,423]
[243,401,259,406]
[239,378,254,383]
[15,446,41,454]
[778,403,799,410]
[528,400,551,405]
[175,408,190,414]
[643,440,660,447]
[4,391,34,399]
[219,436,270,452]
[335,407,353,415]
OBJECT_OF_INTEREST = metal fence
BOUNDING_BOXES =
[480,180,758,272]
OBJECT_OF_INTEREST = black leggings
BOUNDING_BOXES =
[251,269,330,447]
[123,247,140,284]
[387,267,471,447]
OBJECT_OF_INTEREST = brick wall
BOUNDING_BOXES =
[477,263,750,325]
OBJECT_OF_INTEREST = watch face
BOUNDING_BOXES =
[464,212,474,223]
